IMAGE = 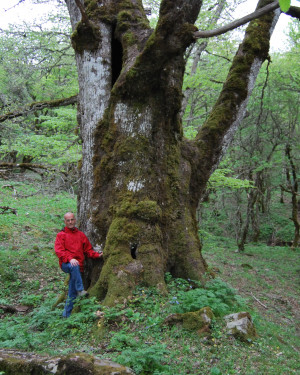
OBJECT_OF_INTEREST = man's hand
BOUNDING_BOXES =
[70,258,79,267]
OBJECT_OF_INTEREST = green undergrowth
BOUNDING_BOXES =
[0,178,299,374]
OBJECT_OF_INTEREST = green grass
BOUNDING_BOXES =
[0,177,299,374]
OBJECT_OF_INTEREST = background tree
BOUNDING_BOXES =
[199,18,299,250]
[0,9,80,187]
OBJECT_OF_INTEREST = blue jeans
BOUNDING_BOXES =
[61,262,84,317]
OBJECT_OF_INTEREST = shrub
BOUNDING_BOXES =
[116,343,169,375]
[167,275,245,316]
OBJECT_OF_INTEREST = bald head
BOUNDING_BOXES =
[64,212,76,229]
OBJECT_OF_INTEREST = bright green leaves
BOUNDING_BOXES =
[279,0,291,12]
[0,107,79,167]
[208,168,254,189]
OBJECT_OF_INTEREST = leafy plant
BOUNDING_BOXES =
[208,168,254,189]
[210,367,222,375]
[20,294,43,307]
[108,331,138,351]
[116,343,169,375]
[166,275,245,316]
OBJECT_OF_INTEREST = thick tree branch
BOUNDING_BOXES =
[0,95,77,123]
[285,6,300,20]
[194,1,280,39]
[117,0,202,96]
[189,0,281,204]
[114,0,152,58]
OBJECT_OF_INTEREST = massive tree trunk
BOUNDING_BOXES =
[65,0,280,305]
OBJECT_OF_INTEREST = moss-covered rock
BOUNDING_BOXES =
[163,306,214,334]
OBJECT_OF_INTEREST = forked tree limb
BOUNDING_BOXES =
[0,95,77,123]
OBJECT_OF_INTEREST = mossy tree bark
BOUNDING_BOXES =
[66,0,280,305]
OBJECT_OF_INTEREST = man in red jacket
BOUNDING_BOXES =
[55,212,103,317]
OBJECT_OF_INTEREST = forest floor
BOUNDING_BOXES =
[0,176,299,374]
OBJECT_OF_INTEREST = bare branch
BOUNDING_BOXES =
[251,292,268,309]
[194,1,280,39]
[0,206,17,215]
[2,0,25,12]
[0,95,77,123]
[0,163,50,175]
[205,49,232,62]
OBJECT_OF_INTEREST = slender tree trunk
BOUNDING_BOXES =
[251,173,263,242]
[66,0,280,305]
[280,186,284,203]
[284,144,299,249]
[238,188,259,251]
[251,201,261,242]
[233,190,243,245]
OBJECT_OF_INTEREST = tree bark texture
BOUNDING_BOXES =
[66,0,280,305]
[66,0,112,240]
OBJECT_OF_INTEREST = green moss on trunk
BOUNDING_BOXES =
[71,20,102,54]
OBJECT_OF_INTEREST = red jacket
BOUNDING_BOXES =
[54,227,100,272]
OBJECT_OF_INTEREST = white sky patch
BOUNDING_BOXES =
[0,0,297,52]
[233,0,299,52]
[0,0,61,29]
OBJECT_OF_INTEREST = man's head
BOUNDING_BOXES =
[64,212,76,229]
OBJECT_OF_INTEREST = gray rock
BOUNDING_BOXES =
[224,312,257,341]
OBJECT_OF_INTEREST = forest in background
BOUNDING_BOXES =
[0,0,299,251]
[0,0,299,374]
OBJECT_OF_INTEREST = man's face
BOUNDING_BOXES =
[64,213,76,229]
